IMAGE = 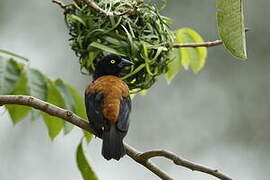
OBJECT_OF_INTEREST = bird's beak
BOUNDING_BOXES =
[118,58,134,68]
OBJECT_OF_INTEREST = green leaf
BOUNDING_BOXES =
[31,109,41,120]
[166,48,181,83]
[217,0,247,59]
[42,78,65,140]
[54,79,75,134]
[66,84,87,119]
[140,89,148,95]
[121,25,135,56]
[66,83,93,142]
[66,14,86,27]
[0,57,21,95]
[175,28,207,73]
[25,69,48,100]
[4,64,48,123]
[25,68,48,120]
[6,71,30,124]
[90,42,125,57]
[76,141,98,180]
[84,131,93,143]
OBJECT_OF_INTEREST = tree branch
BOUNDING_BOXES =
[173,40,223,48]
[52,0,73,10]
[0,95,232,180]
[139,150,232,180]
[52,0,66,9]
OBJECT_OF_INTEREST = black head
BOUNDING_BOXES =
[93,54,134,80]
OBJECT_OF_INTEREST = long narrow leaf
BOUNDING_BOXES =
[0,49,29,62]
[76,141,98,180]
[90,42,125,56]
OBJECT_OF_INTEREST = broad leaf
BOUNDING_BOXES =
[66,83,93,142]
[166,48,181,83]
[76,141,98,180]
[175,28,207,73]
[25,68,48,100]
[25,68,48,120]
[0,57,21,95]
[217,0,247,59]
[6,71,30,124]
[42,78,65,140]
[31,109,41,120]
[66,84,87,119]
[55,79,75,134]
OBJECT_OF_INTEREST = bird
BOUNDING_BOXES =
[84,54,134,160]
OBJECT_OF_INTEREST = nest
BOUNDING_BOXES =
[65,0,175,92]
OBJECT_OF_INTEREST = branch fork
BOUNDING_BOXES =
[0,95,232,180]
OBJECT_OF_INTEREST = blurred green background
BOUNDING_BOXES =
[0,0,269,179]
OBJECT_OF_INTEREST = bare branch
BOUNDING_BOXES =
[124,144,173,180]
[0,95,92,131]
[0,95,233,180]
[52,0,70,10]
[140,150,232,180]
[173,40,223,48]
[52,0,65,8]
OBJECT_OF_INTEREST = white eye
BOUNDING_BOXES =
[110,60,116,64]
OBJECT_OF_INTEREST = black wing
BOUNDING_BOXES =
[116,96,131,132]
[85,92,105,138]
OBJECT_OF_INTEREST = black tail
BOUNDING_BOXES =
[102,124,125,160]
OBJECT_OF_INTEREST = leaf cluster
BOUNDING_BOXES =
[0,56,92,141]
[65,0,175,92]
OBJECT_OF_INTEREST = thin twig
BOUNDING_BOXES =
[0,95,233,180]
[173,40,223,48]
[173,28,249,48]
[52,0,68,9]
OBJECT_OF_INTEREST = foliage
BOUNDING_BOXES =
[217,0,247,59]
[165,28,207,83]
[0,0,247,180]
[65,0,175,92]
[0,56,92,138]
[77,140,98,180]
[0,55,96,179]
[63,0,246,94]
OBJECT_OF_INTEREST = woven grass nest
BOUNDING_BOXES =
[65,0,175,93]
